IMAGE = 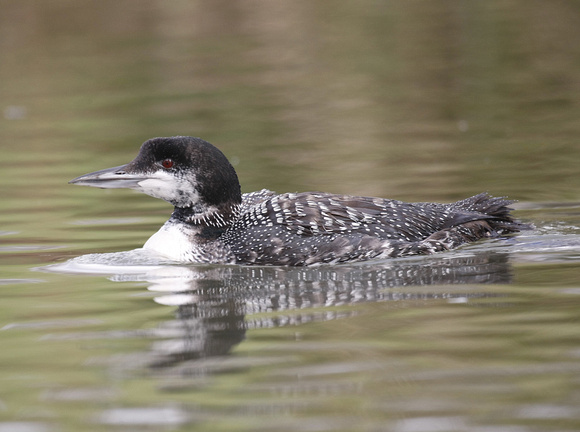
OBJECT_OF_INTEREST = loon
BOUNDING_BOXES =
[70,136,528,266]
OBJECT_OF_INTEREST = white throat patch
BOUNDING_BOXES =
[136,170,199,207]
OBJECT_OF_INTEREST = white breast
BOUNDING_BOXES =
[143,221,196,262]
[142,220,236,264]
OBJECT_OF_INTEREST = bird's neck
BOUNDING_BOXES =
[171,202,240,229]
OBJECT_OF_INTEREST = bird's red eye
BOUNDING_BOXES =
[161,159,174,169]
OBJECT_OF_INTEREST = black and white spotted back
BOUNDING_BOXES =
[222,191,526,266]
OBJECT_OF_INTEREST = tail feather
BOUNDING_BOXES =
[452,193,512,217]
[450,193,531,234]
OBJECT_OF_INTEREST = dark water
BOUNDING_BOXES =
[2,1,580,431]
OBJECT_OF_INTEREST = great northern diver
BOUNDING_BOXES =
[70,136,528,266]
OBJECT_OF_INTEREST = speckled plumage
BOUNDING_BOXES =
[221,190,524,265]
[70,136,529,266]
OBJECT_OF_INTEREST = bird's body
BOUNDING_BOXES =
[70,137,528,266]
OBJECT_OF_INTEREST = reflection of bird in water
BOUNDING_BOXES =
[42,250,513,373]
[130,252,513,369]
[70,136,529,265]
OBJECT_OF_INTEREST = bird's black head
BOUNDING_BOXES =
[70,136,242,212]
[127,136,242,208]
